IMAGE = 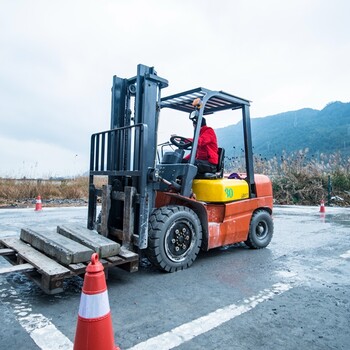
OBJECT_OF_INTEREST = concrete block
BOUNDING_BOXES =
[20,228,94,265]
[57,225,120,258]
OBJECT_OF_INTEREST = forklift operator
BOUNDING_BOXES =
[184,116,219,174]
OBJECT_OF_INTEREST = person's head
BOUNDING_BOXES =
[193,117,206,127]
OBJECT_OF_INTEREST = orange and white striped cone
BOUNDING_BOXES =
[34,195,42,211]
[74,253,120,350]
[319,199,325,213]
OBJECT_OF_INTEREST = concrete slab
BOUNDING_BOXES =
[20,228,94,265]
[57,225,120,258]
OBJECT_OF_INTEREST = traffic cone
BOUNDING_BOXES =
[319,199,325,213]
[34,195,42,211]
[74,253,120,350]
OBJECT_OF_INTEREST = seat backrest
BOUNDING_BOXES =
[194,147,225,180]
[217,147,225,177]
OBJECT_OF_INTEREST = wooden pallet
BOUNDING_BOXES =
[0,237,139,294]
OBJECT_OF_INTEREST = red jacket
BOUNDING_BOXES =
[196,126,218,164]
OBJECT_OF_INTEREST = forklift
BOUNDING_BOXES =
[87,64,273,272]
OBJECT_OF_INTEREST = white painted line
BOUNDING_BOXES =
[127,282,293,350]
[276,270,298,279]
[340,250,350,259]
[0,285,73,350]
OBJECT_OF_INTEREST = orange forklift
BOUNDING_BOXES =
[87,64,273,273]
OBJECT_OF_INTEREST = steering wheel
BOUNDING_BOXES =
[169,135,193,150]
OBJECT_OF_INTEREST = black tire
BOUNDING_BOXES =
[146,205,202,272]
[245,210,273,249]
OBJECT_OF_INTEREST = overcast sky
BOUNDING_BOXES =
[0,0,349,178]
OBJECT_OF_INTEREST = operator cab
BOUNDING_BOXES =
[160,87,255,199]
[160,101,225,179]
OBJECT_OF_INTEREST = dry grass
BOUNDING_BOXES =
[0,176,108,207]
[225,149,350,206]
[1,151,349,207]
[252,149,350,206]
[0,177,86,200]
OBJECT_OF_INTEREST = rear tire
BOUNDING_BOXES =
[146,205,202,272]
[245,210,273,249]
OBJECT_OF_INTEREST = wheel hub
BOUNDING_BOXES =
[256,222,267,238]
[165,221,195,262]
[172,228,190,251]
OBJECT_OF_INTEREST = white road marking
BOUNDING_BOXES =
[0,284,73,350]
[340,250,350,259]
[127,282,293,350]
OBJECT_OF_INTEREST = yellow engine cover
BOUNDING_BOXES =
[192,178,249,202]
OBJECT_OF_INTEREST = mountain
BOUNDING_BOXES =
[215,101,350,161]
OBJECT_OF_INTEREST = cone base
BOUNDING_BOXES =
[74,313,117,350]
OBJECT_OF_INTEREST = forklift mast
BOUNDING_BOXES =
[87,64,168,249]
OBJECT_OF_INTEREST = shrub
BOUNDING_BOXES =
[226,150,350,206]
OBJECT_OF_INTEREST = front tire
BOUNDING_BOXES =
[245,210,273,249]
[146,205,202,272]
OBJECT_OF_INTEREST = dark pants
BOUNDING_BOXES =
[182,158,217,174]
[194,159,217,174]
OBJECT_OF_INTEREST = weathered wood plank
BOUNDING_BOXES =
[105,255,124,264]
[119,246,139,260]
[69,262,87,270]
[118,260,139,273]
[33,273,64,295]
[0,237,70,277]
[0,248,15,256]
[68,262,87,275]
[0,263,35,275]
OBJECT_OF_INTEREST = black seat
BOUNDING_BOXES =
[195,147,225,179]
[216,147,225,177]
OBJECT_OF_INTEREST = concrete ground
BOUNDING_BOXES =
[0,205,349,349]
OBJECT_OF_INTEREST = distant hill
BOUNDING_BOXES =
[215,101,350,161]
